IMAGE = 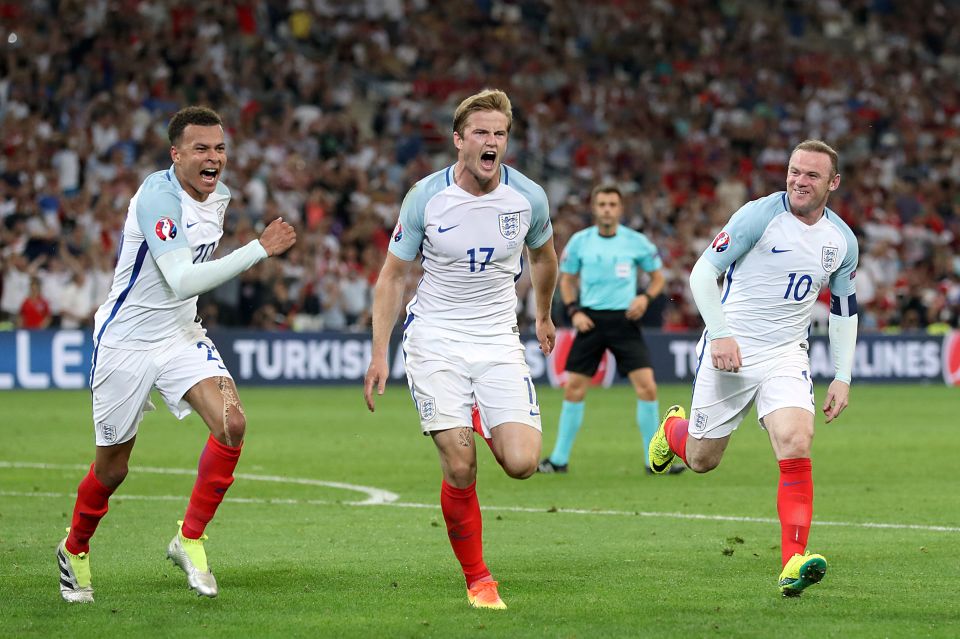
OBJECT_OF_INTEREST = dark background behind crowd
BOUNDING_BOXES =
[1,0,958,335]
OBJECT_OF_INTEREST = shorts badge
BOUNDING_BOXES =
[97,422,117,443]
[691,410,708,433]
[418,397,436,421]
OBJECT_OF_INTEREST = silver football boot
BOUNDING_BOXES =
[57,536,94,603]
[166,521,218,597]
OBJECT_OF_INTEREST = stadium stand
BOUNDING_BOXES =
[1,0,957,334]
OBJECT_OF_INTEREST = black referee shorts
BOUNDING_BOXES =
[565,309,653,377]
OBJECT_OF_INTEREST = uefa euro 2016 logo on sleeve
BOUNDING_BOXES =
[392,222,403,242]
[711,231,730,253]
[155,217,178,241]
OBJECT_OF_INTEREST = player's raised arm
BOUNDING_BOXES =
[155,217,296,301]
[527,237,558,355]
[364,251,415,412]
[258,217,298,256]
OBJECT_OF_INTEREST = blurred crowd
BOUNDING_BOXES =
[1,0,958,335]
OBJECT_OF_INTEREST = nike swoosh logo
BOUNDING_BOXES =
[186,221,199,228]
[438,225,460,233]
[782,480,807,487]
[650,460,670,473]
[529,409,540,417]
[771,247,791,253]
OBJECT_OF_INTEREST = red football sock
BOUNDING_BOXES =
[66,463,115,555]
[471,404,494,452]
[777,457,813,566]
[440,480,491,587]
[664,416,689,464]
[181,435,242,539]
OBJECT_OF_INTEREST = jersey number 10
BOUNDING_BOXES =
[783,272,814,301]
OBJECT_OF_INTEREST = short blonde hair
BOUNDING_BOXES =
[452,89,513,137]
[792,139,839,177]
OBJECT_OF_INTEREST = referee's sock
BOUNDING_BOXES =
[636,399,660,467]
[548,400,584,466]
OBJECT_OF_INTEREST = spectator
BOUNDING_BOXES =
[0,1,957,333]
[18,278,51,330]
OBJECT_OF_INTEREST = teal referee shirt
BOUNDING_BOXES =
[560,224,662,310]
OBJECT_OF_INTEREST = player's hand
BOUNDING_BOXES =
[259,217,297,256]
[625,295,648,320]
[363,357,389,412]
[822,379,850,423]
[571,311,594,332]
[710,336,742,372]
[536,316,556,356]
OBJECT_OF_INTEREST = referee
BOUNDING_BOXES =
[538,184,684,475]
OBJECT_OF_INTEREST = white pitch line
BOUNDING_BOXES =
[3,461,959,534]
[0,461,396,506]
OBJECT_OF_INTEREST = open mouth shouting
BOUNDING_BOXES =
[479,150,497,171]
[200,167,219,186]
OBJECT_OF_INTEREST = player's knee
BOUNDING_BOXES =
[223,410,247,445]
[501,450,538,479]
[445,458,478,486]
[94,462,129,489]
[685,453,720,474]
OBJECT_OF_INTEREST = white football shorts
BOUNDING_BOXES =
[89,335,233,446]
[401,331,542,437]
[688,340,815,440]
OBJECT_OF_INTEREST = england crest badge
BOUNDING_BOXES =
[418,397,436,421]
[821,246,839,272]
[498,211,521,240]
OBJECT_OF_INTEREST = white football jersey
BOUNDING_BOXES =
[93,166,229,349]
[703,192,859,362]
[389,164,552,343]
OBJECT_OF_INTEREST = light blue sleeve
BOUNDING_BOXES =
[506,167,552,249]
[136,174,190,259]
[828,211,860,316]
[559,231,584,274]
[387,181,429,261]
[702,193,782,271]
[635,233,663,272]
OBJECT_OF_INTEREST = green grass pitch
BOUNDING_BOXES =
[2,383,958,638]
